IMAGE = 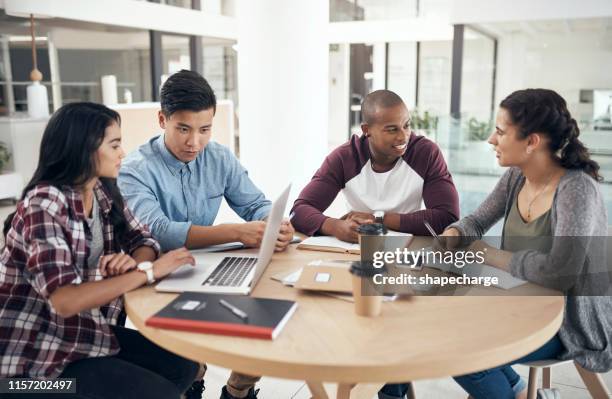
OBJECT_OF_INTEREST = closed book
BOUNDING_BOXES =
[297,236,361,254]
[146,292,298,340]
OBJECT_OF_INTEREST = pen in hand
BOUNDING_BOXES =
[219,299,248,321]
[423,221,444,248]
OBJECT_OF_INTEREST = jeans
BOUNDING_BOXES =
[8,325,200,399]
[454,335,565,399]
[379,335,564,399]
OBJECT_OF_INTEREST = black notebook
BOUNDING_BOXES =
[146,292,298,340]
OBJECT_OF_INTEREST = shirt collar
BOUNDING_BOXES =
[62,180,113,220]
[155,134,196,176]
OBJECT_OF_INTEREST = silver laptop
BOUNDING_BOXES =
[155,184,291,295]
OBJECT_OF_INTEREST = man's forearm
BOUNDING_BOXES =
[320,217,339,236]
[383,213,401,231]
[185,224,240,249]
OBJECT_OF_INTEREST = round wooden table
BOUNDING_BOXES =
[125,244,564,399]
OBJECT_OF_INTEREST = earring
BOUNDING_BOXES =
[526,148,532,154]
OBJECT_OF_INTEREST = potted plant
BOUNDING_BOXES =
[410,109,439,139]
[0,141,10,174]
[462,117,498,171]
[465,117,492,141]
[0,141,21,203]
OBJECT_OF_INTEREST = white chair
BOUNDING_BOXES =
[521,360,610,399]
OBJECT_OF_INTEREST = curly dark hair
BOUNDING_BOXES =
[500,88,601,181]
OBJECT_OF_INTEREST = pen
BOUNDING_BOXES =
[423,220,444,247]
[219,299,248,320]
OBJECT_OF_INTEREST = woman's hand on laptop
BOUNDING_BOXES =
[275,220,295,252]
[153,247,195,280]
[235,221,267,247]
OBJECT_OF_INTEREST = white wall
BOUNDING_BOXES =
[371,42,387,91]
[328,43,350,149]
[328,18,454,43]
[4,0,237,39]
[236,0,329,200]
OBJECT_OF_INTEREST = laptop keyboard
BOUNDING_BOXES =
[202,257,257,287]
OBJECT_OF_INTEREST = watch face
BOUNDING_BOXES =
[138,262,152,271]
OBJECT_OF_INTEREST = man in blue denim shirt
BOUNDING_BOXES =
[118,70,294,253]
[118,70,293,399]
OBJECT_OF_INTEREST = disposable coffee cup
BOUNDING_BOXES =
[350,261,384,317]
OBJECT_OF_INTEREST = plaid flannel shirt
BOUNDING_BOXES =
[0,182,160,378]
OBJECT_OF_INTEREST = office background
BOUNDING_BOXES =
[0,1,611,397]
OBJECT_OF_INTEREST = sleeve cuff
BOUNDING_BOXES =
[509,251,526,280]
[254,204,273,221]
[158,221,193,251]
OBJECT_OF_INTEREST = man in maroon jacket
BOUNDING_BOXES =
[291,89,459,243]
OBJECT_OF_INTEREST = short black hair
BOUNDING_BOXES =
[361,89,405,124]
[160,69,216,117]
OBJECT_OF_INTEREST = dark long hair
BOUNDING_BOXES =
[3,102,130,250]
[500,88,601,181]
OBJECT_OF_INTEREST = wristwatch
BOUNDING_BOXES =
[374,210,385,224]
[137,261,155,285]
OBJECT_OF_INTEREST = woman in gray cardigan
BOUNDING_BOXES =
[442,89,611,399]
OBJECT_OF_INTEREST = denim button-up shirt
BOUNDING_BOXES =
[118,135,271,251]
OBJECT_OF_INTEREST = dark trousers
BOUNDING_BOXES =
[8,326,200,399]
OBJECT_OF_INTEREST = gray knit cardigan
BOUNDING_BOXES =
[451,167,612,372]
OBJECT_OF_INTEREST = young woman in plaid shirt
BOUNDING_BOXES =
[0,103,199,398]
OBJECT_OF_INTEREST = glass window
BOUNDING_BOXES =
[8,37,51,113]
[202,43,238,105]
[54,30,152,105]
[460,27,495,128]
[160,0,192,9]
[202,0,236,16]
[0,36,11,115]
[349,43,373,134]
[417,40,452,117]
[330,0,417,22]
[157,0,236,16]
[161,34,190,79]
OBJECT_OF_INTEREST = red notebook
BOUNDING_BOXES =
[146,292,297,340]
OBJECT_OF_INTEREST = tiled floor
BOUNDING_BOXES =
[172,362,612,398]
[1,179,612,398]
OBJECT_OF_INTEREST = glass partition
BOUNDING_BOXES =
[330,0,417,22]
[55,30,152,104]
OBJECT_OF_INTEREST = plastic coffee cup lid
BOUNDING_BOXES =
[350,261,385,277]
[357,223,387,235]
